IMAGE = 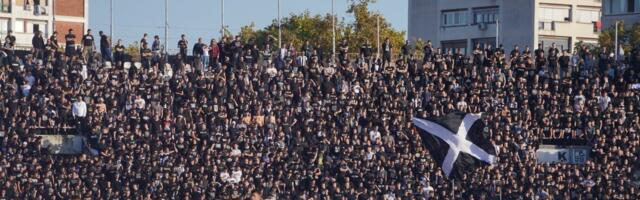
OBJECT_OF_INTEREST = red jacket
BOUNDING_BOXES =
[209,43,220,58]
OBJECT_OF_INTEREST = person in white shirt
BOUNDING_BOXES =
[597,91,611,111]
[202,44,210,71]
[369,126,381,142]
[134,95,146,110]
[72,97,87,118]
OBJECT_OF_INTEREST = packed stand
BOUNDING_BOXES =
[0,28,639,199]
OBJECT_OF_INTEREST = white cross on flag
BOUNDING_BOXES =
[413,112,497,179]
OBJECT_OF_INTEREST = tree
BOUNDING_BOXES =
[598,22,640,54]
[234,0,405,59]
[346,0,405,57]
[125,42,140,62]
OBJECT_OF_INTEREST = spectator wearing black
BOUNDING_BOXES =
[218,36,229,64]
[0,31,638,200]
[338,39,348,65]
[547,43,559,76]
[178,34,188,63]
[231,35,242,67]
[302,41,313,59]
[360,40,373,66]
[4,30,15,49]
[401,40,410,58]
[31,30,45,60]
[382,37,392,67]
[141,42,153,69]
[152,35,161,65]
[315,42,324,62]
[113,39,125,68]
[599,46,611,76]
[422,40,433,64]
[559,50,571,78]
[99,31,112,62]
[140,33,148,54]
[81,29,96,63]
[49,31,59,54]
[193,37,204,61]
[63,29,77,57]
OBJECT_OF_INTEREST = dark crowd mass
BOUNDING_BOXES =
[0,28,639,200]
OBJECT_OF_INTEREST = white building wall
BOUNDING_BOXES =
[408,0,601,55]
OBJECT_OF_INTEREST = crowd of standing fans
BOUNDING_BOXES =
[0,28,639,199]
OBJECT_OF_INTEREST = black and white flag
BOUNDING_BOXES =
[413,112,497,179]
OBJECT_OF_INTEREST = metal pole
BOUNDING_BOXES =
[164,0,168,62]
[110,0,113,39]
[332,0,335,55]
[614,21,618,61]
[496,18,499,48]
[52,0,55,32]
[377,14,380,57]
[278,0,281,48]
[221,0,225,38]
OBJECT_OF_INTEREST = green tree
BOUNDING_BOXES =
[125,42,140,62]
[598,22,640,53]
[234,0,405,58]
[346,0,405,56]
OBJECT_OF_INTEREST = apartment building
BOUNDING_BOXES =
[602,0,640,29]
[0,0,88,50]
[408,0,602,54]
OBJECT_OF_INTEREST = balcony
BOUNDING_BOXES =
[538,21,555,31]
[21,4,49,16]
[538,21,599,38]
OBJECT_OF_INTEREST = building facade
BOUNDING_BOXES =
[0,0,88,50]
[602,0,640,29]
[408,0,602,55]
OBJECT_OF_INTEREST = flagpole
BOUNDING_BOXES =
[496,18,499,48]
[164,0,169,63]
[614,21,618,61]
[110,0,113,39]
[331,0,335,56]
[278,0,281,48]
[221,0,225,38]
[377,14,380,58]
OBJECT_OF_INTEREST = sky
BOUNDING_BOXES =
[89,0,408,51]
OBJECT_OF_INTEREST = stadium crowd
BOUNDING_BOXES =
[0,28,639,199]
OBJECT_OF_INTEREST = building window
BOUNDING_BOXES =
[539,36,571,52]
[0,18,8,35]
[605,0,640,14]
[575,9,600,23]
[539,6,571,22]
[473,7,499,24]
[14,19,24,33]
[442,9,467,27]
[441,39,467,54]
[0,0,10,13]
[472,38,496,49]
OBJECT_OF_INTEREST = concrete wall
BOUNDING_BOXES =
[407,0,437,42]
[501,0,536,51]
